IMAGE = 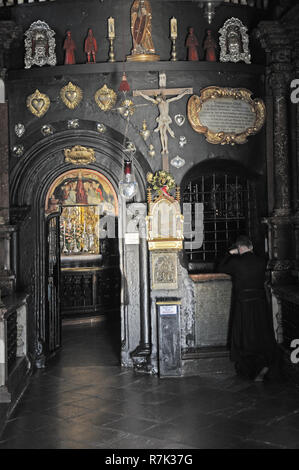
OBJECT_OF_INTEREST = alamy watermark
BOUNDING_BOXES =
[290,339,299,364]
[99,202,204,249]
[290,79,299,104]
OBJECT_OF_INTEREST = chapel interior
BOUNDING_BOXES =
[0,0,299,450]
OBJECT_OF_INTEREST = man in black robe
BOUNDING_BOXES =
[217,235,277,381]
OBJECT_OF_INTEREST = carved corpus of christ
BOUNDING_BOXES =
[134,74,193,167]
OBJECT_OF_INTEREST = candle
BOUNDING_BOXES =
[170,17,177,39]
[108,17,115,39]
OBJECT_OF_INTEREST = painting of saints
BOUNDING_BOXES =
[47,169,118,216]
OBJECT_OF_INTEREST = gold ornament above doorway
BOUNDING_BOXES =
[94,84,117,111]
[60,82,83,109]
[64,145,96,165]
[26,89,50,118]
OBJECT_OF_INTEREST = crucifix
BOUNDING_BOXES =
[133,73,193,171]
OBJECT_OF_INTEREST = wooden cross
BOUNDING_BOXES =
[133,73,193,171]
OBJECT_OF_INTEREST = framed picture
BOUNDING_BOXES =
[187,86,266,145]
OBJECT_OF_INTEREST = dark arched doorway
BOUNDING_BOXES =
[10,127,149,367]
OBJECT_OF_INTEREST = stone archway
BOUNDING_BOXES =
[10,128,151,367]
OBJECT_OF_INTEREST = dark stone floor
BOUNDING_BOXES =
[0,317,299,449]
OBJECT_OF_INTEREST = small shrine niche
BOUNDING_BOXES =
[46,169,118,259]
[147,197,184,248]
[146,172,184,252]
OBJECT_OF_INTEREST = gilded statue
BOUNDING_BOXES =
[127,0,159,61]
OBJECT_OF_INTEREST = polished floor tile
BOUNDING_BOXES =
[0,317,299,449]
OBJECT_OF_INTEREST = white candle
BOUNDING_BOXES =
[170,17,177,39]
[108,17,115,39]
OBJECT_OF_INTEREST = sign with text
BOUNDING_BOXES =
[187,87,266,145]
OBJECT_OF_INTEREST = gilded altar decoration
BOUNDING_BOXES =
[26,89,51,118]
[64,146,96,165]
[219,18,251,64]
[146,173,183,251]
[127,0,160,62]
[187,87,266,145]
[60,82,83,109]
[60,205,101,255]
[46,170,117,255]
[94,84,117,111]
[24,20,57,69]
[152,252,178,290]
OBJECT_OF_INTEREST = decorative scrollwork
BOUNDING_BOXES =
[187,87,266,145]
[64,145,96,165]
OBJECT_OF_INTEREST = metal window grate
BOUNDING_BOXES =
[183,174,253,263]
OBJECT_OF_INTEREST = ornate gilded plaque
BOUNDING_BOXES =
[152,252,178,290]
[26,89,50,118]
[94,84,117,111]
[64,145,96,165]
[187,87,266,145]
[60,82,83,109]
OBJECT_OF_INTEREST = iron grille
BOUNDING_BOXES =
[183,174,253,263]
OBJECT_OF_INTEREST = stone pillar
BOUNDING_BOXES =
[292,38,299,276]
[0,98,16,294]
[257,21,293,284]
[0,103,9,225]
[270,71,291,217]
[0,23,22,296]
[120,203,152,372]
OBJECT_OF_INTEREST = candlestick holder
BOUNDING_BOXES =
[170,37,177,61]
[108,37,115,63]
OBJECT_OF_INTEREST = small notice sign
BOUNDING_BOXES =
[160,305,177,316]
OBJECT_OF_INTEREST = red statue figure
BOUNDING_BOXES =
[185,27,199,61]
[76,174,88,204]
[63,30,76,65]
[203,30,217,62]
[84,28,98,63]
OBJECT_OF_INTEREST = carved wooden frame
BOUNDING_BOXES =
[187,86,266,145]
